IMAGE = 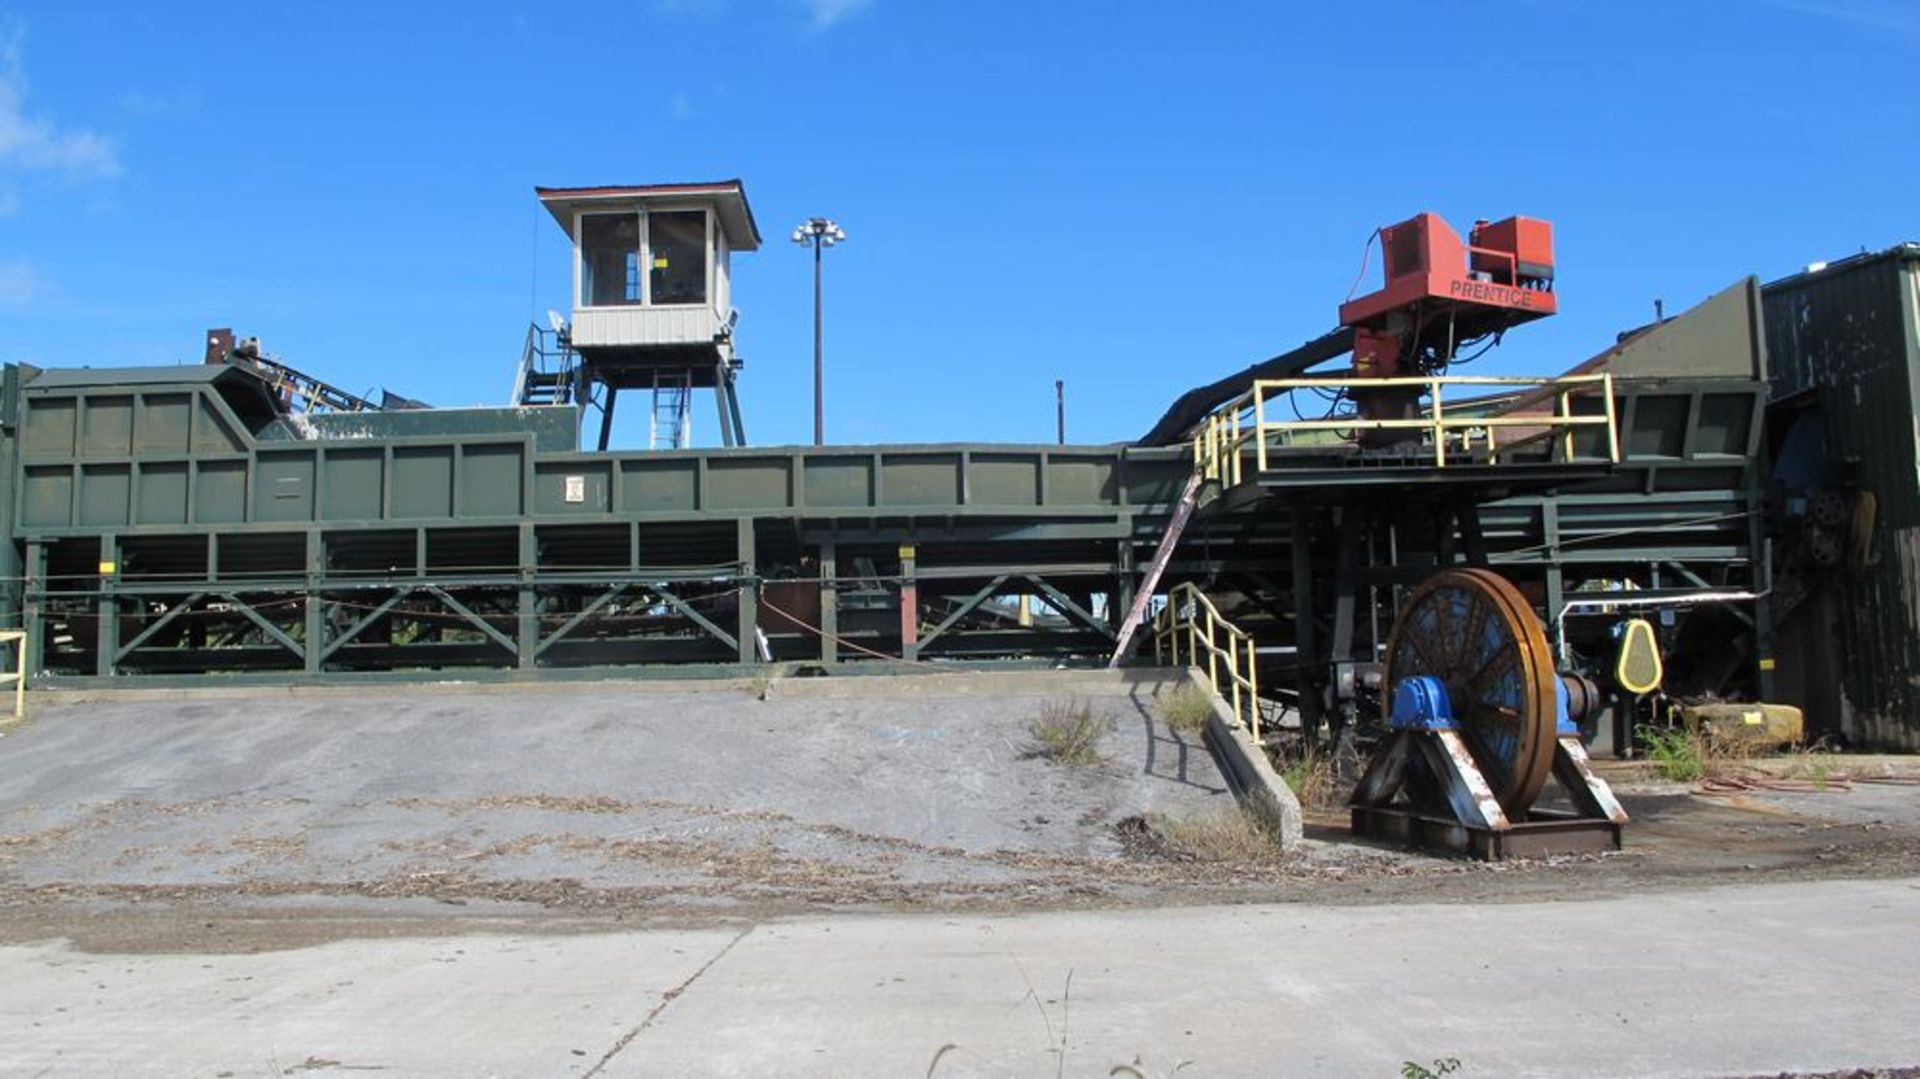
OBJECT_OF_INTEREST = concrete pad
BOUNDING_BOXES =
[2,878,1914,1077]
[1,926,742,1077]
[618,877,1920,1077]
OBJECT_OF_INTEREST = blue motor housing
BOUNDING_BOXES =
[1390,675,1456,731]
[1393,673,1579,735]
[1555,676,1578,737]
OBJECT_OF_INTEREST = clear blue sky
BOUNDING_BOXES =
[1,1,1914,448]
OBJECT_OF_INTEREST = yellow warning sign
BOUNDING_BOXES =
[1614,618,1664,695]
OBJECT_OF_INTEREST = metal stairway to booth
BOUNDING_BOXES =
[511,321,581,407]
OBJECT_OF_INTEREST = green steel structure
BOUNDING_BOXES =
[0,280,1774,750]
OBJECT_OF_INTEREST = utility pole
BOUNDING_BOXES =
[1055,379,1065,444]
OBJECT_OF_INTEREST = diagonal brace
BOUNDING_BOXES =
[322,587,419,661]
[1022,574,1116,640]
[536,584,630,657]
[654,586,739,652]
[424,586,518,655]
[114,592,207,662]
[216,593,306,659]
[917,575,1010,651]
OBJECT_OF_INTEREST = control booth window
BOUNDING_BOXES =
[648,210,708,306]
[580,213,641,306]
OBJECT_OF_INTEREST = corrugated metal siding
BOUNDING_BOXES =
[1762,250,1920,748]
[573,305,724,349]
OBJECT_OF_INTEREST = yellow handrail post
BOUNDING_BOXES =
[1431,378,1446,467]
[1229,406,1242,486]
[1246,636,1259,741]
[1228,640,1242,728]
[1175,595,1190,671]
[1253,386,1268,475]
[1602,373,1621,462]
[1204,615,1218,692]
[1558,387,1573,461]
[0,629,26,722]
[1168,602,1181,667]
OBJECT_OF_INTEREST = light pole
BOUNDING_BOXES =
[791,217,845,446]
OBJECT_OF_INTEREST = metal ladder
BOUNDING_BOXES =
[649,369,693,449]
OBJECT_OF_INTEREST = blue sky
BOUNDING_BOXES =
[0,0,1914,448]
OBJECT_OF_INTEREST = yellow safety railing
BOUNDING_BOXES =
[1193,372,1619,482]
[1152,582,1262,740]
[0,629,26,722]
[1191,407,1243,486]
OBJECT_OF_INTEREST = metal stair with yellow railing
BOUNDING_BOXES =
[1153,582,1264,739]
[1116,370,1623,733]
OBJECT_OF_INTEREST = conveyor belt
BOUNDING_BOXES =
[1135,327,1354,446]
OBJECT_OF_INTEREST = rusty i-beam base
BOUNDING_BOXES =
[1349,727,1628,862]
[1350,804,1623,861]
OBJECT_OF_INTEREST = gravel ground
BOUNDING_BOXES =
[1,673,1917,953]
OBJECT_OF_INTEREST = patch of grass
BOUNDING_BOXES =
[1275,745,1342,809]
[1156,683,1216,734]
[1637,723,1731,783]
[1778,737,1842,787]
[1402,1058,1463,1079]
[1148,807,1279,863]
[1027,698,1110,766]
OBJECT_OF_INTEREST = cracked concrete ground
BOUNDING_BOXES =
[3,878,1916,1077]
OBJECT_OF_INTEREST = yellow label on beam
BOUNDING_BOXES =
[1758,657,1777,671]
[98,561,118,575]
[898,545,917,561]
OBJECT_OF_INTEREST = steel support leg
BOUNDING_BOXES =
[517,523,537,670]
[598,386,618,452]
[1291,509,1322,742]
[95,535,117,677]
[22,542,43,677]
[900,544,920,662]
[736,517,758,664]
[1112,535,1136,635]
[819,539,839,664]
[713,364,737,448]
[305,530,324,675]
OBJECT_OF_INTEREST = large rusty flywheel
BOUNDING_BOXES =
[1382,568,1558,814]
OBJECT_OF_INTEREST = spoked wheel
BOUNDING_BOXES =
[1383,568,1557,815]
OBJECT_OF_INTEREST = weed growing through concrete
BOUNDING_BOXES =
[1637,724,1707,783]
[745,673,774,701]
[1278,748,1342,809]
[1781,737,1841,787]
[1156,684,1215,734]
[1027,699,1110,766]
[1402,1058,1463,1079]
[1149,806,1279,862]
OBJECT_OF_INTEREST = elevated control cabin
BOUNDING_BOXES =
[534,181,762,449]
[538,180,760,360]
